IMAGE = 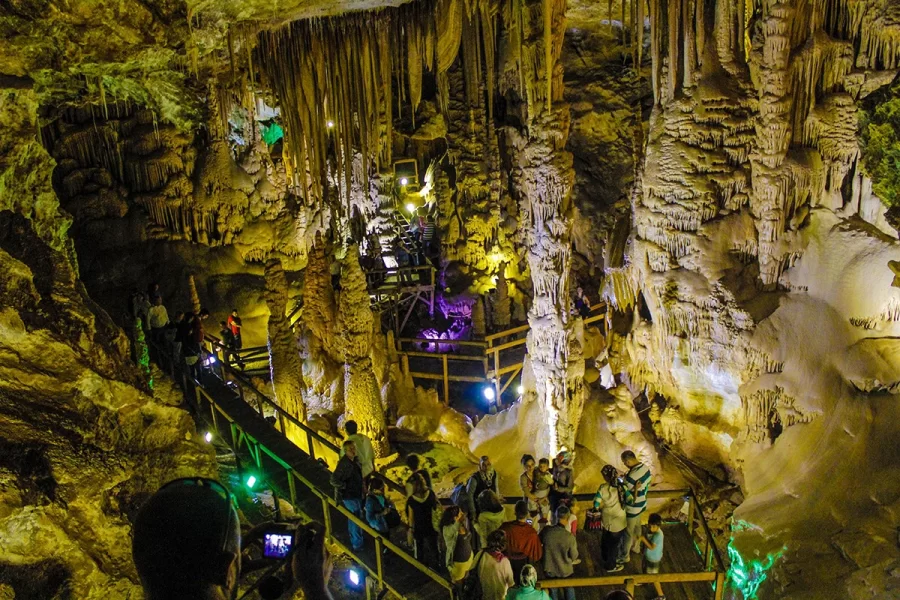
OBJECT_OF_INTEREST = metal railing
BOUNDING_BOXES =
[149,339,454,600]
[396,302,609,405]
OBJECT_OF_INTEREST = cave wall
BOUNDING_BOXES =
[0,84,217,599]
[604,0,900,596]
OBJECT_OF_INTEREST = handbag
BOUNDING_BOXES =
[385,504,402,528]
[584,509,604,531]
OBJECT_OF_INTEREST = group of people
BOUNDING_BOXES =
[331,434,663,600]
[129,282,247,377]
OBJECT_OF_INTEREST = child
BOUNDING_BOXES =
[640,513,666,600]
[365,478,399,536]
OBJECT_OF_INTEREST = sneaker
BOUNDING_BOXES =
[653,596,666,600]
[608,564,625,573]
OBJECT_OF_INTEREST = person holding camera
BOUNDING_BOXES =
[131,477,334,600]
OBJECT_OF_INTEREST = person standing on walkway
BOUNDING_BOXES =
[500,501,543,584]
[505,565,550,600]
[227,309,243,350]
[147,296,170,348]
[441,505,474,586]
[639,513,666,600]
[520,455,540,526]
[343,420,375,479]
[540,506,579,600]
[550,451,575,518]
[405,454,433,495]
[620,450,652,564]
[476,530,516,600]
[330,440,365,551]
[475,490,507,549]
[467,456,500,517]
[406,473,440,569]
[593,464,627,572]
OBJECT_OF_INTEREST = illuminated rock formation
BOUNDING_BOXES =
[264,257,308,438]
[335,247,389,456]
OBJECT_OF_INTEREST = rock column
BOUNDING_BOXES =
[335,246,389,456]
[264,258,307,443]
[503,0,583,455]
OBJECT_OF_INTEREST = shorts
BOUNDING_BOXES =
[643,559,661,574]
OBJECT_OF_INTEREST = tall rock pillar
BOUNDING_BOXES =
[264,258,307,443]
[502,0,583,455]
[335,246,389,456]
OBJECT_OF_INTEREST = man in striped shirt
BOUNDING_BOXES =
[618,450,652,565]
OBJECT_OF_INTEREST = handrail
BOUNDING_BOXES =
[203,339,410,498]
[398,337,488,348]
[146,339,453,599]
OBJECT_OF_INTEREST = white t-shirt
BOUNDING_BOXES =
[595,484,627,532]
[147,305,169,329]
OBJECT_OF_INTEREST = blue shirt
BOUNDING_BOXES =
[644,529,664,563]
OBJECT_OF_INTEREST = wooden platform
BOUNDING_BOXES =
[566,524,714,600]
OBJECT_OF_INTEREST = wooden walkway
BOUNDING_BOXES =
[570,524,713,600]
[150,336,725,600]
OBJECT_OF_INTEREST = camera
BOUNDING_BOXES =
[263,530,295,559]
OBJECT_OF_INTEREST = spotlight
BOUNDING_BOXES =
[483,387,496,402]
[405,202,415,213]
[204,431,213,443]
[348,568,364,588]
[517,385,524,396]
[246,475,257,489]
[203,354,217,366]
[400,177,409,186]
[327,120,335,128]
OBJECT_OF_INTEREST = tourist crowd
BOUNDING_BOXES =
[330,426,664,600]
[128,282,246,377]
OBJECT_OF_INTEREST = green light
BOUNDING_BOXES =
[725,520,786,600]
[260,122,284,146]
[246,475,257,489]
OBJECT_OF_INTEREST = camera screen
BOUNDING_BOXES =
[263,532,294,559]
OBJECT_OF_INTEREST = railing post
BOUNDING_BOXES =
[714,571,725,600]
[402,353,409,375]
[375,537,385,592]
[321,495,332,541]
[687,492,696,537]
[625,579,635,596]
[493,349,501,402]
[287,470,297,505]
[307,430,316,460]
[278,410,287,435]
[706,541,714,571]
[442,354,449,405]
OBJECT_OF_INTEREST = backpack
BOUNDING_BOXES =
[459,551,485,600]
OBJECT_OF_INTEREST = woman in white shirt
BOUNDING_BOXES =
[592,464,628,572]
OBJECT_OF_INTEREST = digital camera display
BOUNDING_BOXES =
[263,532,294,559]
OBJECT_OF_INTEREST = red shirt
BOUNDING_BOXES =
[499,520,543,562]
[227,315,241,336]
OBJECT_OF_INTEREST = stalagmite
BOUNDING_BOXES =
[335,246,389,456]
[264,258,308,443]
[188,274,201,314]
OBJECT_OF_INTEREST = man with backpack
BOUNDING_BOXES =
[620,451,652,565]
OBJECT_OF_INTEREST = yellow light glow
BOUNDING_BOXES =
[327,120,335,128]
[400,177,409,186]
[405,202,416,213]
